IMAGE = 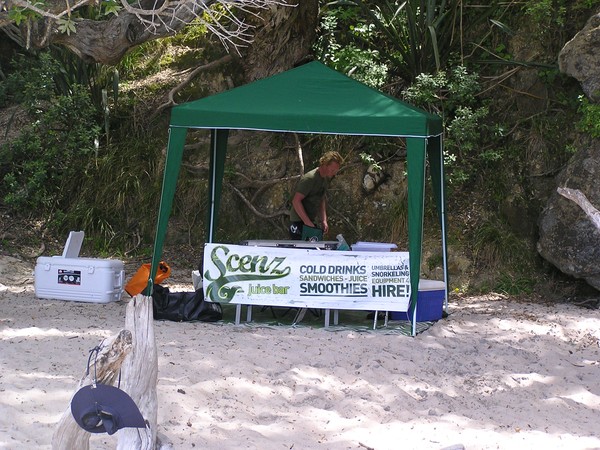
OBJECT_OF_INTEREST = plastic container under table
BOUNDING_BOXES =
[390,279,445,322]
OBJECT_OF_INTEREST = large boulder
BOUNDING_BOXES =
[537,139,600,290]
[540,11,600,290]
[559,13,600,101]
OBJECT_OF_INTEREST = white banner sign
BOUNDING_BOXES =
[202,243,411,311]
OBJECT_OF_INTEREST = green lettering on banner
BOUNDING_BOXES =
[204,245,291,303]
[272,285,289,295]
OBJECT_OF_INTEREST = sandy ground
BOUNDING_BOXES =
[1,255,600,450]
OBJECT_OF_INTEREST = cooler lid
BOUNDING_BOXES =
[418,279,446,291]
[62,231,85,258]
[351,242,398,251]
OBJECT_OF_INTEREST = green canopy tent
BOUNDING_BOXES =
[148,61,447,336]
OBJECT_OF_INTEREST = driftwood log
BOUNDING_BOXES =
[51,329,133,449]
[117,295,158,449]
[557,187,600,229]
[52,294,165,449]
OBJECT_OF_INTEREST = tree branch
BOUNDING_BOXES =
[294,132,304,175]
[151,54,233,119]
[226,181,289,219]
[558,187,600,230]
[2,0,292,64]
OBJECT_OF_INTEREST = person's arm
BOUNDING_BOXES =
[320,195,329,234]
[292,192,315,228]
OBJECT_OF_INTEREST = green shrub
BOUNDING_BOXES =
[403,66,490,186]
[1,53,101,213]
[495,273,535,295]
[316,0,499,83]
[523,0,566,29]
[314,6,388,88]
[577,95,600,137]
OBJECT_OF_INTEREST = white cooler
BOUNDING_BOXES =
[351,241,398,252]
[34,231,125,303]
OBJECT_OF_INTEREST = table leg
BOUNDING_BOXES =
[235,304,241,325]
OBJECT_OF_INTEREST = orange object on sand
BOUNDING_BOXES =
[125,261,171,296]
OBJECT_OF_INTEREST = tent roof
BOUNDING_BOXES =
[170,61,442,137]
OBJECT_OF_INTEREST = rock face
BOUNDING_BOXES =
[537,11,600,290]
[559,13,600,101]
[537,140,600,290]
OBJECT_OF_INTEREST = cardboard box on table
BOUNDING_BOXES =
[34,231,125,303]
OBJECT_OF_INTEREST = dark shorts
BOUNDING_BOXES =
[289,221,303,240]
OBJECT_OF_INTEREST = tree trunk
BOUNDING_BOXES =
[239,0,320,81]
[19,1,318,66]
[25,11,192,64]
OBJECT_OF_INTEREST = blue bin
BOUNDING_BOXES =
[390,280,445,322]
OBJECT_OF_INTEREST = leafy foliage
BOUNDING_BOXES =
[403,66,490,186]
[495,273,535,295]
[61,134,163,251]
[359,152,382,172]
[5,48,119,121]
[0,49,165,250]
[57,17,77,35]
[0,52,101,211]
[7,1,40,25]
[0,81,100,212]
[316,0,500,84]
[314,6,388,88]
[117,20,211,81]
[523,0,566,29]
[577,95,600,137]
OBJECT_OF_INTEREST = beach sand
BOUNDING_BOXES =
[1,255,600,450]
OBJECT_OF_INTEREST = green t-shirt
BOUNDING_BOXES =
[289,168,330,223]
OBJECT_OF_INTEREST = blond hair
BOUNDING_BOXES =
[319,151,343,166]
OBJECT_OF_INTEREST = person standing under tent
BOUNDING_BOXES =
[289,151,343,240]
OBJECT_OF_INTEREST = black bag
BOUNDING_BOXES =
[151,285,222,322]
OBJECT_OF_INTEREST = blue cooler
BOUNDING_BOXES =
[390,279,445,322]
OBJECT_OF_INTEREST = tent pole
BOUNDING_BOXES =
[406,137,427,337]
[439,134,449,311]
[207,130,218,243]
[148,126,187,293]
[206,129,229,243]
[427,134,449,312]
